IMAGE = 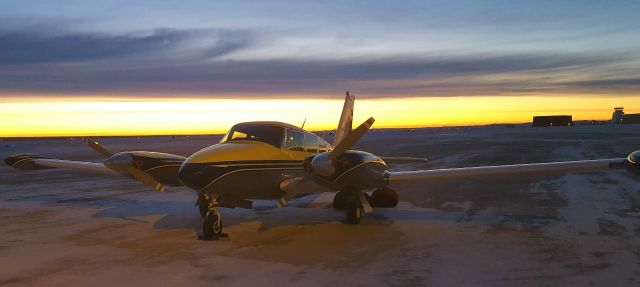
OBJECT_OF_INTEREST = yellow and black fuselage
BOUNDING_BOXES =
[178,122,330,201]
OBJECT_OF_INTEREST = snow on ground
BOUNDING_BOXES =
[1,125,640,286]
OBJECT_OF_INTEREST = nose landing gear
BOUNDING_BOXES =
[196,193,208,217]
[200,196,226,240]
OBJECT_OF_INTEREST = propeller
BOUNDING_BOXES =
[126,166,166,192]
[308,117,375,178]
[83,138,113,157]
[328,117,375,160]
[84,138,165,192]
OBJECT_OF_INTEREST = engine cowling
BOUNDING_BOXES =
[104,151,185,186]
[304,150,389,190]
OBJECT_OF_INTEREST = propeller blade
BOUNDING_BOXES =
[126,166,165,192]
[278,177,330,207]
[328,117,375,160]
[83,138,113,157]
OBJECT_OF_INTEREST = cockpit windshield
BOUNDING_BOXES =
[220,124,284,148]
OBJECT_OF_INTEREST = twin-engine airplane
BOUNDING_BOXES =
[5,93,640,240]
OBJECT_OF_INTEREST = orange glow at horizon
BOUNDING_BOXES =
[1,95,639,137]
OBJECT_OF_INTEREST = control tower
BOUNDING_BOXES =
[612,107,624,124]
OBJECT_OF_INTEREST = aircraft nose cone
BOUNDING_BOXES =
[178,162,211,191]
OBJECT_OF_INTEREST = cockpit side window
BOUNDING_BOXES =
[304,133,318,153]
[285,129,305,152]
[221,125,284,148]
[316,135,330,153]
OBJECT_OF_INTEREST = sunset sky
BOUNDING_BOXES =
[1,1,639,136]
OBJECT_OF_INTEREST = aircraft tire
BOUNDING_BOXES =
[203,210,223,239]
[333,191,349,210]
[345,198,363,224]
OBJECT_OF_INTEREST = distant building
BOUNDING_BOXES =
[612,107,624,124]
[622,113,640,124]
[532,115,573,127]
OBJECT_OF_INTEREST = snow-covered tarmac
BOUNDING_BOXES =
[1,125,640,286]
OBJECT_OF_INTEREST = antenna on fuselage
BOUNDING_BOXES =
[301,118,307,129]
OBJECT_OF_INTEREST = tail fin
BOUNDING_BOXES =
[333,91,355,146]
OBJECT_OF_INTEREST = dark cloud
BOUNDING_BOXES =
[0,28,253,64]
[0,26,637,97]
[563,78,640,88]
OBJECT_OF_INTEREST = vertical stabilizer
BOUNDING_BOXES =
[333,91,355,146]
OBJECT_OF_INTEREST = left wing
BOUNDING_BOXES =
[385,157,630,184]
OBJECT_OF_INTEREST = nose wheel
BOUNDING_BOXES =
[201,197,226,240]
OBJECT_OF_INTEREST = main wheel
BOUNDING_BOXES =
[333,191,350,210]
[203,210,223,239]
[345,198,363,224]
[197,194,208,217]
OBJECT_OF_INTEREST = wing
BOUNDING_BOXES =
[5,142,187,192]
[381,156,429,164]
[385,158,629,184]
[5,154,118,175]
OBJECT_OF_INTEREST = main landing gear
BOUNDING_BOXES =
[200,195,226,240]
[345,195,364,224]
[332,188,399,225]
[333,190,372,225]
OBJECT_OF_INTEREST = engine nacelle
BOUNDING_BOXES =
[104,151,185,186]
[627,151,640,173]
[305,150,389,190]
[309,152,335,177]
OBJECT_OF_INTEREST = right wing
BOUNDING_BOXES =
[5,154,118,175]
[4,141,187,192]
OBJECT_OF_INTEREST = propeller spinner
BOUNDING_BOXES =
[85,138,166,192]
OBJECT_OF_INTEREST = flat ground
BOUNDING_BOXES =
[1,125,640,286]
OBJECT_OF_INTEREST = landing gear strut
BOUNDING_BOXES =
[202,197,224,240]
[196,193,208,217]
[345,195,363,224]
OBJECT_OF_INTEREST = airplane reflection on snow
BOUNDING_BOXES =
[5,92,640,239]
